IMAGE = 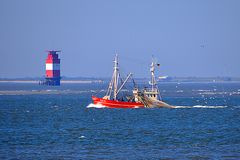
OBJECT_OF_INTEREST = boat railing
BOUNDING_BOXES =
[143,88,159,93]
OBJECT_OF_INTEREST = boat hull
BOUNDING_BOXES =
[92,96,144,108]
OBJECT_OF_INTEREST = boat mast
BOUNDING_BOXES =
[150,59,156,91]
[150,57,162,100]
[105,54,133,100]
[113,54,119,100]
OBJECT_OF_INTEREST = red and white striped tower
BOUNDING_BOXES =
[45,50,61,86]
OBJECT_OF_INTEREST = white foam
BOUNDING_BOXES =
[176,90,184,93]
[193,105,227,108]
[195,89,211,92]
[86,103,106,108]
[86,103,229,109]
[174,106,192,108]
[174,105,227,109]
[51,105,59,108]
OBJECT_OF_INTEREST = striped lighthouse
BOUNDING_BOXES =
[45,50,61,86]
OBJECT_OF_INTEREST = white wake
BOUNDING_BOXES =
[174,105,227,109]
[86,103,106,108]
[86,103,228,109]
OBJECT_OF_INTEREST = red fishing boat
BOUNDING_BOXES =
[91,54,174,109]
[92,55,145,108]
[92,96,144,108]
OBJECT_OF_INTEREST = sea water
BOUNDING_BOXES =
[0,82,239,159]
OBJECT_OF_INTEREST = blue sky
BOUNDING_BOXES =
[0,0,239,78]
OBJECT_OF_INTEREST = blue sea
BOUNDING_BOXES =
[0,82,239,159]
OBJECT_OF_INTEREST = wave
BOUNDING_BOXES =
[86,104,228,109]
[193,105,227,108]
[175,105,227,108]
[86,103,106,108]
[0,90,97,95]
[174,106,192,108]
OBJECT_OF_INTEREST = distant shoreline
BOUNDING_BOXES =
[0,77,240,83]
[0,80,104,84]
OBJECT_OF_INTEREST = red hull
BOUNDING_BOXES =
[92,96,144,108]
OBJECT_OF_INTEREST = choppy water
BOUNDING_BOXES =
[0,82,240,159]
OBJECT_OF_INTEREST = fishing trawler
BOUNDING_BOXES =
[92,55,174,108]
